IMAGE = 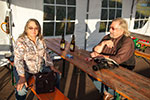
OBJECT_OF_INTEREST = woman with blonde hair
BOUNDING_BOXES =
[14,19,60,100]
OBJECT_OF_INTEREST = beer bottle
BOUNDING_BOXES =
[60,33,65,50]
[70,34,75,52]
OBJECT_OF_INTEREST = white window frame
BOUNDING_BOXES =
[43,0,76,36]
[133,0,150,29]
[99,0,122,33]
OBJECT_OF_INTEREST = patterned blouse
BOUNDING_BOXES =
[14,35,53,76]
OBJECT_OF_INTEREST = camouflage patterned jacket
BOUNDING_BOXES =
[14,35,53,76]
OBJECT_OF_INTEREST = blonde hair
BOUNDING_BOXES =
[113,18,130,37]
[19,18,43,40]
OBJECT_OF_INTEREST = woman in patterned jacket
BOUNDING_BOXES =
[14,19,60,100]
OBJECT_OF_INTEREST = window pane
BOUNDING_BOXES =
[134,0,150,29]
[145,10,150,18]
[145,14,149,19]
[56,0,65,4]
[117,0,122,8]
[143,20,148,26]
[135,12,140,19]
[56,22,65,36]
[68,0,75,5]
[100,0,122,33]
[43,22,54,36]
[136,1,150,17]
[136,9,149,19]
[109,0,115,8]
[101,9,107,20]
[109,9,115,20]
[43,0,76,36]
[139,20,144,28]
[44,0,54,4]
[66,22,75,35]
[107,21,112,32]
[116,10,122,18]
[56,6,66,20]
[99,22,107,32]
[139,20,147,28]
[68,7,75,20]
[141,14,145,19]
[44,6,54,20]
[134,21,139,29]
[102,0,107,7]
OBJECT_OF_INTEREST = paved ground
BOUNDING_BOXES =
[0,52,150,100]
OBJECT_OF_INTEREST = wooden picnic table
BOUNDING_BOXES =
[45,38,150,100]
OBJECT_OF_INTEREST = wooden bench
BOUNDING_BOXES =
[5,53,69,100]
[131,36,150,59]
[135,50,150,60]
[28,76,69,100]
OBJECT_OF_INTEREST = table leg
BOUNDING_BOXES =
[62,59,65,77]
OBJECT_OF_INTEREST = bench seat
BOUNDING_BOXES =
[28,76,69,100]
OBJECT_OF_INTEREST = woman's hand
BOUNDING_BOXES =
[16,76,28,91]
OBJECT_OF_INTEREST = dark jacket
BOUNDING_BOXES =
[98,34,135,70]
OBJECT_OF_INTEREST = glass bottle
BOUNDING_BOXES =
[70,34,75,52]
[60,33,65,50]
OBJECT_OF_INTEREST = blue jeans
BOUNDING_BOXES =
[89,75,115,96]
[14,67,60,100]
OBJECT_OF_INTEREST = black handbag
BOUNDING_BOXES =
[35,70,57,94]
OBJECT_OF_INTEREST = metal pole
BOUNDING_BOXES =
[84,0,90,50]
[7,0,14,53]
[129,0,135,27]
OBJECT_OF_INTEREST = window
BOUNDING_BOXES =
[134,0,150,29]
[43,0,76,36]
[99,0,122,32]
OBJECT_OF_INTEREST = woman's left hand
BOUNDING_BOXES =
[16,76,28,91]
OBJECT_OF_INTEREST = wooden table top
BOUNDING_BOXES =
[45,38,150,100]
